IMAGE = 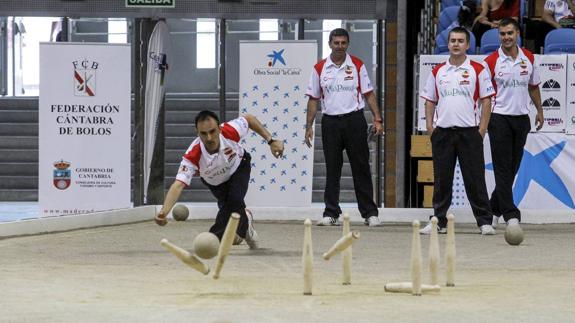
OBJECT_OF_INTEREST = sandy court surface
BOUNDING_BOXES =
[1,219,575,323]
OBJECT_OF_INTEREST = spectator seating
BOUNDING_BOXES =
[441,0,462,9]
[479,28,522,54]
[544,28,575,54]
[435,28,477,54]
[438,6,460,34]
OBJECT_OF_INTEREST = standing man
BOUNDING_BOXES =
[420,27,496,235]
[304,28,384,227]
[154,110,285,249]
[484,18,543,235]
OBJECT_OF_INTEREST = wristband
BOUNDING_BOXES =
[268,138,276,145]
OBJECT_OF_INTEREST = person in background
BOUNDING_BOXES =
[473,0,520,46]
[446,0,479,31]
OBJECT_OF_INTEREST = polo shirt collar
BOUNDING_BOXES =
[325,53,352,68]
[498,45,526,63]
[445,56,470,70]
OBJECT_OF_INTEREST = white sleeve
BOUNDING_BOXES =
[305,69,321,99]
[420,73,437,103]
[175,157,197,186]
[530,57,541,86]
[544,0,555,12]
[226,116,250,139]
[479,68,496,98]
[359,64,374,94]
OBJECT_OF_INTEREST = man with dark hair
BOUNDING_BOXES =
[154,111,284,249]
[420,26,496,235]
[305,28,384,227]
[484,18,543,236]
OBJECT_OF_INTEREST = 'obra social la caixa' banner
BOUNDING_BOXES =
[239,40,317,207]
[39,43,131,216]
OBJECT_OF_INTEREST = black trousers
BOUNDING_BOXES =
[431,127,492,228]
[202,153,251,240]
[488,113,531,222]
[321,110,378,219]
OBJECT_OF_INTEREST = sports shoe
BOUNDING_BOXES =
[480,224,496,235]
[419,221,447,235]
[365,215,384,227]
[244,208,259,249]
[492,215,500,229]
[233,235,244,245]
[316,216,341,226]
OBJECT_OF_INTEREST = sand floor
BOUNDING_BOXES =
[1,219,575,323]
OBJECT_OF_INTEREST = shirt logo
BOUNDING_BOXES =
[345,65,353,74]
[459,80,470,85]
[461,70,470,79]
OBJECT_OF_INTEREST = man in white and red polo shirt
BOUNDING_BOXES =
[484,18,543,236]
[420,26,496,235]
[304,28,384,227]
[154,110,284,249]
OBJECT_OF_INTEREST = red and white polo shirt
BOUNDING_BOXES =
[421,57,495,128]
[305,53,374,115]
[176,117,249,186]
[484,46,540,115]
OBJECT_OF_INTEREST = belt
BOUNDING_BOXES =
[324,109,363,118]
[437,126,478,130]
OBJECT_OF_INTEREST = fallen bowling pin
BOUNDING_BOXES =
[384,282,440,294]
[160,239,209,275]
[323,231,360,261]
[213,213,240,280]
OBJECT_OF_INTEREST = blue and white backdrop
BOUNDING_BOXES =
[239,40,318,207]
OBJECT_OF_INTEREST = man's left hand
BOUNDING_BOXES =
[270,140,284,158]
[372,121,384,135]
[535,110,544,131]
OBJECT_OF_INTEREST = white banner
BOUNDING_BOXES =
[566,55,575,134]
[239,41,317,207]
[530,55,566,132]
[450,133,575,209]
[39,43,131,216]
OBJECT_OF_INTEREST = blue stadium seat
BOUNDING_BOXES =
[441,0,461,9]
[479,28,522,54]
[435,28,476,55]
[544,28,575,54]
[438,6,460,34]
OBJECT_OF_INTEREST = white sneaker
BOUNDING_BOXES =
[365,216,384,227]
[480,224,496,235]
[245,209,259,249]
[316,216,341,226]
[492,215,500,229]
[507,218,520,226]
[419,222,447,235]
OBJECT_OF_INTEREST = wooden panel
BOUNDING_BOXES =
[423,185,434,208]
[411,135,432,157]
[417,160,434,183]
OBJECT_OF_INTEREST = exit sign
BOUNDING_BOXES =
[125,0,175,8]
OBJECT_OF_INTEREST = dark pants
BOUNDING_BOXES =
[431,127,492,228]
[321,110,378,219]
[488,113,531,222]
[472,23,492,48]
[202,153,251,240]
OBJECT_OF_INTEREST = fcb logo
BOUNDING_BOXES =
[72,59,99,97]
[53,159,71,190]
[345,65,353,74]
[461,70,469,79]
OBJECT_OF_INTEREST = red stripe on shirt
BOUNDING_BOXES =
[470,60,485,104]
[314,59,327,100]
[484,51,499,110]
[431,62,447,102]
[183,143,201,170]
[221,123,240,142]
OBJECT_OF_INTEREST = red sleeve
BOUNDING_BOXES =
[183,144,201,169]
[221,123,240,142]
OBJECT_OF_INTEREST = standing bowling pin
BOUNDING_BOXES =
[429,216,440,285]
[411,220,422,296]
[342,214,352,285]
[446,213,456,287]
[302,219,313,295]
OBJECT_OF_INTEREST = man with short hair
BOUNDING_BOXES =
[420,26,496,235]
[154,111,284,249]
[484,18,543,236]
[305,28,384,227]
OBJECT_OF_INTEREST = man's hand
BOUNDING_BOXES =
[270,140,284,158]
[426,125,435,136]
[304,127,314,148]
[535,110,544,131]
[155,212,168,226]
[479,128,487,138]
[373,121,384,135]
